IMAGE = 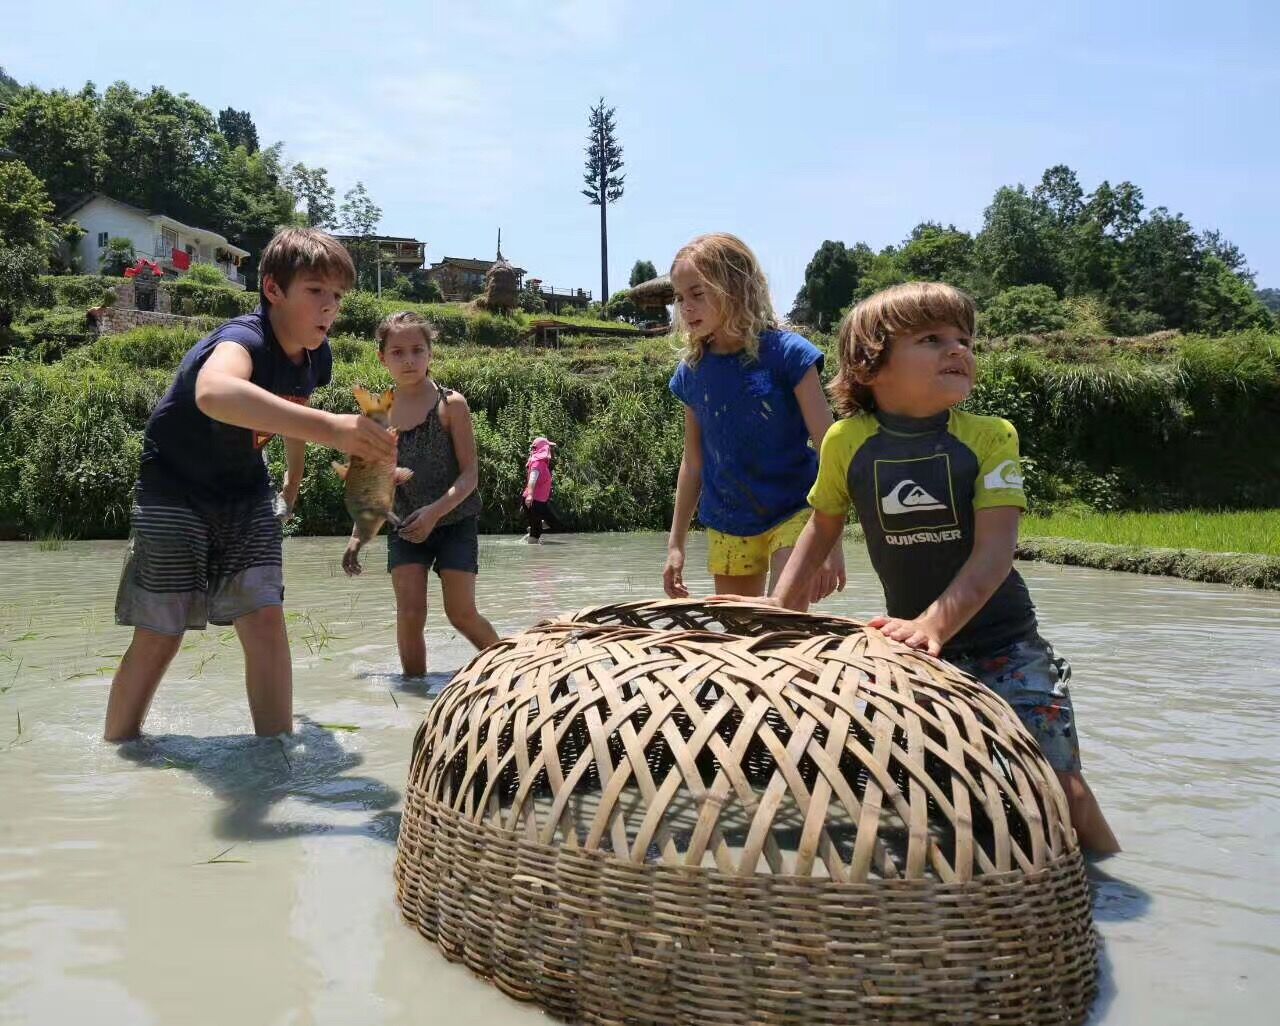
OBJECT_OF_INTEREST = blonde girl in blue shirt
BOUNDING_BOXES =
[663,232,845,600]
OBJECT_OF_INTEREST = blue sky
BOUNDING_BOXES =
[5,0,1277,307]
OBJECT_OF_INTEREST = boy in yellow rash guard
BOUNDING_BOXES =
[770,282,1120,854]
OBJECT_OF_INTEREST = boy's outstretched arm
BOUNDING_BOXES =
[870,507,1020,656]
[770,510,846,611]
[195,342,395,462]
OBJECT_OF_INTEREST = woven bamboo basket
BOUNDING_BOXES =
[395,600,1097,1024]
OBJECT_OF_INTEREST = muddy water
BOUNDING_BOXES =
[0,534,1276,1025]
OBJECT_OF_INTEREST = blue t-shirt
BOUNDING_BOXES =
[669,329,823,536]
[139,307,333,504]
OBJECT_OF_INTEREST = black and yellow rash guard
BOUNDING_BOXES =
[809,408,1037,656]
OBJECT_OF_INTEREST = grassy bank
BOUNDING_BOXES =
[1013,508,1280,589]
[1,313,1279,543]
[1014,537,1280,590]
[1021,509,1280,556]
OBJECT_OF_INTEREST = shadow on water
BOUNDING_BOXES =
[1088,858,1153,923]
[117,719,401,845]
[1089,936,1118,1025]
[1086,859,1151,1024]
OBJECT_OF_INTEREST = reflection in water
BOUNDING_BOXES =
[0,533,1277,1025]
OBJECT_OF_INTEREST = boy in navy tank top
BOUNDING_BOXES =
[104,228,397,741]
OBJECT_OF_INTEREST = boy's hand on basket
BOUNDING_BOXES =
[867,615,944,657]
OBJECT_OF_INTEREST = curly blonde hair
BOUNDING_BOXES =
[828,282,976,416]
[672,233,777,366]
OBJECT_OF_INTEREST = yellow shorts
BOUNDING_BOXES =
[706,508,811,578]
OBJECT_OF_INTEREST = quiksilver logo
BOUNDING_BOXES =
[983,459,1024,490]
[881,479,947,515]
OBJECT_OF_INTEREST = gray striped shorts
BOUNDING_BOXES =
[114,488,284,636]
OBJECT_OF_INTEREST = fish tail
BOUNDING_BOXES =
[353,386,395,418]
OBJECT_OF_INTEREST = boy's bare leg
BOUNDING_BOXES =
[1058,770,1121,854]
[440,570,499,650]
[391,564,429,677]
[104,628,184,741]
[234,605,293,736]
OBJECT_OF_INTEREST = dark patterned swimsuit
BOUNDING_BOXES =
[393,386,482,526]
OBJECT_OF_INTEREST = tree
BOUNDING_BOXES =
[629,259,658,287]
[0,159,55,245]
[1032,165,1084,230]
[99,83,220,218]
[1191,255,1274,333]
[286,162,336,228]
[1257,288,1280,315]
[217,107,259,154]
[1083,180,1144,239]
[1116,208,1202,329]
[100,236,136,275]
[400,268,444,303]
[582,98,625,305]
[0,245,47,330]
[982,285,1069,336]
[0,86,106,207]
[0,161,55,327]
[1198,229,1251,282]
[0,66,19,102]
[898,223,975,287]
[793,240,871,327]
[850,250,909,304]
[974,185,1061,293]
[338,181,382,289]
[605,289,642,323]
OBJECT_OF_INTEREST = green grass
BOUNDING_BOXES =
[1021,509,1280,556]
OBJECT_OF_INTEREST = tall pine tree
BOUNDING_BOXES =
[582,98,625,303]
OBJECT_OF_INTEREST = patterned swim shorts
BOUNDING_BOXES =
[949,635,1082,773]
[114,486,284,636]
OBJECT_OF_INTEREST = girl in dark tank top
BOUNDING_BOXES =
[341,312,498,677]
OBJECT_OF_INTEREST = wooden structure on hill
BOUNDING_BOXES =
[521,318,662,348]
[626,273,674,310]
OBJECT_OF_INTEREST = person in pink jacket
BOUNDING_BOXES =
[521,436,560,543]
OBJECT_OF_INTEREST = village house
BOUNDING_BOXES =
[60,193,250,288]
[425,256,526,301]
[426,252,593,313]
[332,234,427,274]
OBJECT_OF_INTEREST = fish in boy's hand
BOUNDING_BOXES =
[332,386,414,545]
